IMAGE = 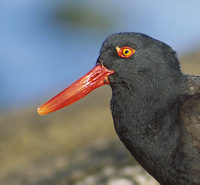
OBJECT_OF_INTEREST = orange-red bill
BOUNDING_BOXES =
[37,65,114,115]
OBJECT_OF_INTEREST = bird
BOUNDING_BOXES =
[38,32,200,185]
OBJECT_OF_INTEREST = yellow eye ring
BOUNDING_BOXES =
[123,48,132,56]
[116,46,135,58]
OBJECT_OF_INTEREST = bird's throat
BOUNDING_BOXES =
[110,84,181,184]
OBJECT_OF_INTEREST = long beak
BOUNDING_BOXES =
[37,65,114,115]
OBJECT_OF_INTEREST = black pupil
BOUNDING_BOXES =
[125,49,129,54]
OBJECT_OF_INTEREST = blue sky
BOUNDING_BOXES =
[0,0,200,110]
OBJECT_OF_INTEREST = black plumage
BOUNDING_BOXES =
[97,33,200,185]
[38,32,200,185]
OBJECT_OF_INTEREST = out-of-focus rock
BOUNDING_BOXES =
[0,139,158,185]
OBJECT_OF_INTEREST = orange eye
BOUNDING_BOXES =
[116,46,135,58]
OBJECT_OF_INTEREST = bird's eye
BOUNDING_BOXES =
[116,46,135,58]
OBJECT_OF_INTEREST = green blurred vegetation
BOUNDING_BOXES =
[54,2,115,31]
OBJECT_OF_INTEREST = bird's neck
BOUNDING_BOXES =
[110,83,182,184]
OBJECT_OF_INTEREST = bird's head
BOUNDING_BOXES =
[98,32,181,87]
[38,32,182,115]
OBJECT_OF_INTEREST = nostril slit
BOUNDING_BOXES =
[90,72,101,80]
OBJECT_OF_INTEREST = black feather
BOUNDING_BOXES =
[97,32,200,185]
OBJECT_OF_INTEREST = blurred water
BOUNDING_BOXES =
[0,0,200,110]
[0,0,102,109]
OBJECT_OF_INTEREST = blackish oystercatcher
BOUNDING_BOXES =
[38,33,200,185]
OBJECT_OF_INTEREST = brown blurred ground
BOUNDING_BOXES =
[0,49,199,185]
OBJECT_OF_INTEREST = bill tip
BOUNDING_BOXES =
[37,107,45,115]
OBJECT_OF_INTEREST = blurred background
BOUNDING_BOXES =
[0,0,200,184]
